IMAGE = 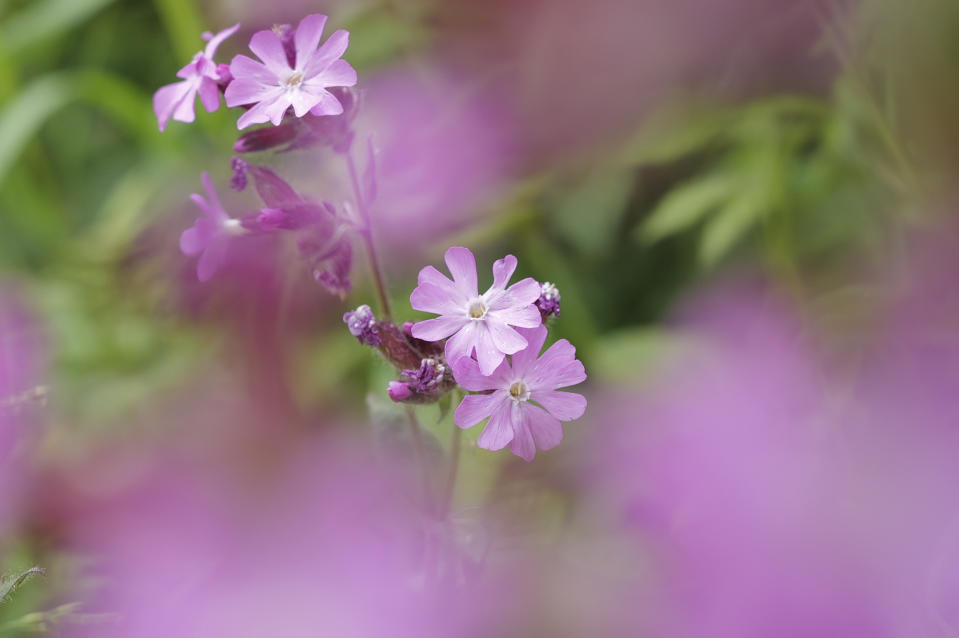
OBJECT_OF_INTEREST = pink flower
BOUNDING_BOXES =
[153,24,239,132]
[225,14,357,129]
[452,325,586,461]
[180,173,246,281]
[410,247,542,376]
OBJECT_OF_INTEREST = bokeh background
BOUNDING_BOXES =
[2,0,959,635]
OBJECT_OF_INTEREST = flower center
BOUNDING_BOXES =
[284,72,303,88]
[509,381,528,401]
[467,300,487,320]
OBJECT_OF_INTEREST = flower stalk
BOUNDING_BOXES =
[346,148,393,322]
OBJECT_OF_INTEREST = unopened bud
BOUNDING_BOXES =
[387,380,413,402]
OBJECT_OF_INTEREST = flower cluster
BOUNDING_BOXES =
[157,16,586,462]
[348,247,586,462]
[154,14,362,292]
[413,247,585,461]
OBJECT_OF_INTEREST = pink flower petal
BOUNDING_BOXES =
[203,23,240,59]
[445,322,477,366]
[450,356,505,392]
[197,78,220,113]
[510,325,549,378]
[200,172,225,218]
[179,223,204,255]
[224,76,277,108]
[477,401,515,451]
[487,304,541,329]
[410,315,467,342]
[444,246,478,297]
[228,55,275,86]
[474,324,505,376]
[489,277,541,311]
[247,166,302,207]
[304,29,350,77]
[153,80,194,131]
[197,237,227,282]
[313,59,357,87]
[410,283,466,316]
[416,265,465,302]
[175,59,200,80]
[236,92,288,129]
[529,339,586,390]
[531,389,586,421]
[486,320,527,355]
[454,391,507,429]
[525,404,564,452]
[249,29,291,76]
[293,14,328,69]
[491,254,518,291]
[306,90,345,117]
[507,406,537,461]
[172,83,201,124]
[289,88,324,118]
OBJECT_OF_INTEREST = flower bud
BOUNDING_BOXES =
[535,281,561,320]
[234,123,299,154]
[387,381,413,402]
[343,305,381,347]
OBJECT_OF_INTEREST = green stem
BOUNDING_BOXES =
[345,149,393,321]
[404,406,434,513]
[441,424,462,518]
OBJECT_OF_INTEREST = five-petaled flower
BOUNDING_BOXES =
[153,24,239,132]
[180,173,246,281]
[225,14,357,129]
[410,247,542,376]
[452,325,586,462]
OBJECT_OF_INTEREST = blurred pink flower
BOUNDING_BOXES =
[153,24,239,131]
[581,278,959,636]
[180,172,247,282]
[453,324,586,461]
[353,69,513,254]
[411,247,541,376]
[60,433,497,638]
[225,14,357,129]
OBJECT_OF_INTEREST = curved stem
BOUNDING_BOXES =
[345,149,393,321]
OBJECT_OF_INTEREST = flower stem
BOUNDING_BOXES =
[404,406,434,513]
[441,424,462,519]
[345,149,393,322]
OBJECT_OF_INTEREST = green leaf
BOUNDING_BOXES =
[640,174,736,243]
[621,107,728,165]
[698,193,764,267]
[0,567,44,604]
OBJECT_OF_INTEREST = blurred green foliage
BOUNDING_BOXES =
[0,0,951,434]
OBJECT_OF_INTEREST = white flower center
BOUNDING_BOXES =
[509,381,529,402]
[222,218,245,236]
[467,300,487,320]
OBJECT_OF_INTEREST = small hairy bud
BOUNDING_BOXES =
[343,305,380,346]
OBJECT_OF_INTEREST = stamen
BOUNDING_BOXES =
[285,72,303,88]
